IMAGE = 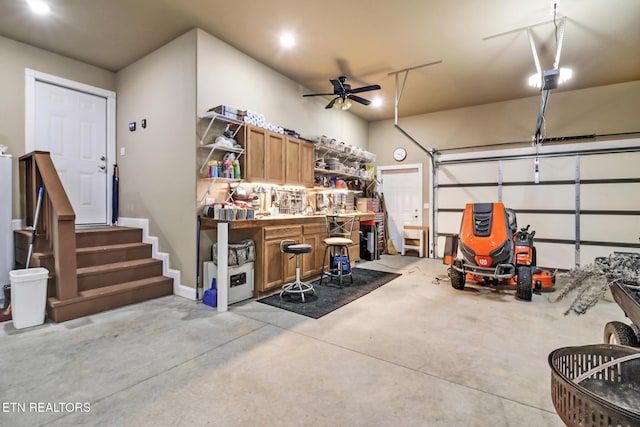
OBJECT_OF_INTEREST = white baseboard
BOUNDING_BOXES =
[12,219,25,230]
[118,217,195,301]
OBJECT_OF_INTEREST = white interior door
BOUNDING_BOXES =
[33,81,108,225]
[377,164,423,253]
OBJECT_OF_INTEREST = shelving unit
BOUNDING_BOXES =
[314,143,375,182]
[197,112,245,174]
[198,178,243,205]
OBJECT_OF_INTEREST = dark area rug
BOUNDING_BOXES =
[257,268,401,319]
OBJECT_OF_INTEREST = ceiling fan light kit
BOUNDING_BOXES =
[303,75,381,110]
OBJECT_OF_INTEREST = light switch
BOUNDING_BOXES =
[120,147,125,156]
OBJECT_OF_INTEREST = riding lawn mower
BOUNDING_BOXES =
[447,202,555,301]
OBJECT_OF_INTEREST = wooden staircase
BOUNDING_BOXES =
[17,151,173,324]
[14,226,173,323]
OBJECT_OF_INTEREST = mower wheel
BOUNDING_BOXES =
[516,266,533,301]
[450,260,466,290]
[604,321,639,347]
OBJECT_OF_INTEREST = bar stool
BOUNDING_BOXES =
[279,239,314,302]
[320,214,355,287]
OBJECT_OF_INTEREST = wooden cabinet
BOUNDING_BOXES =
[266,132,286,184]
[300,140,315,186]
[242,125,285,184]
[285,137,301,184]
[261,225,301,292]
[302,223,326,277]
[241,126,313,186]
[244,126,266,182]
[285,137,315,187]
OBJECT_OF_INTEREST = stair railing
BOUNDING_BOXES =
[19,151,78,300]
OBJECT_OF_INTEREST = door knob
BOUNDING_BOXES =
[100,156,106,161]
[98,165,106,171]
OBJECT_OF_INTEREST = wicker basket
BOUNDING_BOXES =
[549,344,640,426]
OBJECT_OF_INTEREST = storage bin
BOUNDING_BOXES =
[9,267,49,329]
[211,239,256,266]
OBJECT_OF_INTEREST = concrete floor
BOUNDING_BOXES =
[0,256,629,426]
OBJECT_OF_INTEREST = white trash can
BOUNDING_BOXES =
[9,267,49,329]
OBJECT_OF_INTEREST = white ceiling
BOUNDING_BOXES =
[1,0,638,121]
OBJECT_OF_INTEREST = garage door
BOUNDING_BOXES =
[434,138,640,269]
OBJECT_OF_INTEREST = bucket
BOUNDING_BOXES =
[9,268,49,329]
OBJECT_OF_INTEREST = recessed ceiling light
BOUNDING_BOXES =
[279,32,295,48]
[27,0,50,15]
[371,97,383,108]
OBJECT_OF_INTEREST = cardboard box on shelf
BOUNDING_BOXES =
[356,198,380,213]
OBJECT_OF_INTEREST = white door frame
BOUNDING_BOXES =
[377,163,424,252]
[25,69,116,225]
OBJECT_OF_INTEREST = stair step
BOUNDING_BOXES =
[47,276,173,323]
[77,258,164,291]
[76,242,152,268]
[75,226,143,248]
[14,225,175,323]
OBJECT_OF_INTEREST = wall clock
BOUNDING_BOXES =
[393,147,407,162]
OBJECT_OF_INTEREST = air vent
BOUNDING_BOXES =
[472,203,493,237]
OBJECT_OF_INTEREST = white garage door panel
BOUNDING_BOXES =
[580,246,640,267]
[581,184,640,210]
[503,156,575,181]
[581,152,639,179]
[438,187,499,208]
[437,212,463,235]
[515,213,575,240]
[438,162,498,184]
[502,185,574,210]
[581,215,640,243]
[535,242,574,270]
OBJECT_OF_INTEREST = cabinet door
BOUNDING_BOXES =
[349,221,361,262]
[266,132,285,184]
[299,141,315,187]
[245,126,267,182]
[285,137,301,185]
[302,233,321,277]
[263,239,286,290]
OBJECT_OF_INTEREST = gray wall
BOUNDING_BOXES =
[0,35,116,219]
[116,30,198,286]
[196,29,369,144]
[368,80,640,226]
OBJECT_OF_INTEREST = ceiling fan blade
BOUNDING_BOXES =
[349,95,371,106]
[303,93,335,97]
[348,84,381,94]
[330,78,345,94]
[325,97,339,109]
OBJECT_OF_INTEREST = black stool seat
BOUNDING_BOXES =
[282,243,312,255]
[279,240,314,302]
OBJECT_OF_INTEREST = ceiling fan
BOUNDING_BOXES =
[303,76,381,110]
